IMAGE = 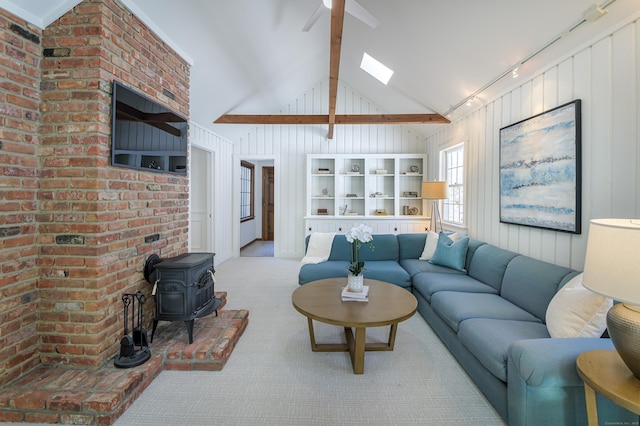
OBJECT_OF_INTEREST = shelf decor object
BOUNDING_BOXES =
[422,181,448,233]
[583,219,640,379]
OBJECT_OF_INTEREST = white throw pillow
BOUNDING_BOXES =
[419,232,458,260]
[546,273,613,338]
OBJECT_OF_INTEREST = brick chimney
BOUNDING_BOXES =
[0,0,191,384]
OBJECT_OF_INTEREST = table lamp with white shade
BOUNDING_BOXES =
[582,218,640,379]
[422,181,448,233]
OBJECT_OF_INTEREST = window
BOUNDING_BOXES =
[240,161,254,222]
[440,143,464,225]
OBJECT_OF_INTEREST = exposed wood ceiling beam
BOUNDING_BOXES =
[216,114,329,125]
[215,113,450,125]
[327,0,345,140]
[336,114,450,124]
[214,0,451,138]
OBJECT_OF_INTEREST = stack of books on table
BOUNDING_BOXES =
[341,286,369,302]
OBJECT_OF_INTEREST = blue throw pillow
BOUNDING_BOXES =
[429,232,469,272]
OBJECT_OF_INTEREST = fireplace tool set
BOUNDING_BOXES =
[114,291,151,368]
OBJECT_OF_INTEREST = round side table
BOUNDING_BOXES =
[576,350,640,426]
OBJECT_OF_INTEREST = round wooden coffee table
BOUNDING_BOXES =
[291,278,417,374]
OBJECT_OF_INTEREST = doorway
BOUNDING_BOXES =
[190,146,213,252]
[239,159,275,257]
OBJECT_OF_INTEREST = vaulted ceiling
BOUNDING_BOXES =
[3,0,639,142]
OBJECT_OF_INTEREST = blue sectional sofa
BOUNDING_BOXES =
[298,233,636,425]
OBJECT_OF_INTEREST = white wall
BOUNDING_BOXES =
[190,122,235,264]
[234,79,427,258]
[426,15,640,270]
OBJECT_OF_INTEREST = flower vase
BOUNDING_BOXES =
[347,272,364,293]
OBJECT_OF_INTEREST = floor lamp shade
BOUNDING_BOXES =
[422,181,448,200]
[422,182,448,233]
[583,218,640,378]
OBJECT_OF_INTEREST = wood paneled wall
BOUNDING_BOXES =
[190,123,235,263]
[426,16,640,270]
[234,80,427,258]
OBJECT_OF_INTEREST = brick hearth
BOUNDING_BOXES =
[154,308,249,371]
[0,294,249,425]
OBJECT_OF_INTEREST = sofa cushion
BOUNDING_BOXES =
[467,244,519,292]
[429,234,469,272]
[464,238,486,270]
[546,273,612,338]
[399,259,468,278]
[501,256,577,321]
[411,272,497,303]
[327,233,399,262]
[298,261,351,284]
[431,292,542,333]
[397,233,427,260]
[458,318,549,382]
[326,235,352,261]
[361,261,412,288]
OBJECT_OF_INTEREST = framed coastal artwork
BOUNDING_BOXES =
[499,100,582,233]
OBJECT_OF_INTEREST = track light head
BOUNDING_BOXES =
[583,4,608,22]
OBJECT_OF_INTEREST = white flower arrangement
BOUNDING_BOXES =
[345,224,374,276]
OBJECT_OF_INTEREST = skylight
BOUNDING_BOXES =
[360,53,393,85]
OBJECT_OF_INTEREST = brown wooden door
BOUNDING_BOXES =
[262,167,275,241]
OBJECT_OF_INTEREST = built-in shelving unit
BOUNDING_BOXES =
[305,154,430,234]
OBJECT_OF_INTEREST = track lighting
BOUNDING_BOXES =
[442,1,614,119]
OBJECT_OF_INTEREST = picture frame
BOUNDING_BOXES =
[499,100,582,233]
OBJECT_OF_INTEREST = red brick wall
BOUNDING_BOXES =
[0,9,43,387]
[0,0,190,383]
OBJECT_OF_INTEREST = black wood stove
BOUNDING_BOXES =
[144,252,221,344]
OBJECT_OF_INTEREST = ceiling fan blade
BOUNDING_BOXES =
[345,0,379,28]
[302,2,325,32]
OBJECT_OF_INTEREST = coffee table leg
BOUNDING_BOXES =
[353,327,366,374]
[307,321,401,374]
[307,317,317,351]
[344,326,366,374]
[387,323,398,350]
[308,318,348,352]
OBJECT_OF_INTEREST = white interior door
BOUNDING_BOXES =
[190,146,213,252]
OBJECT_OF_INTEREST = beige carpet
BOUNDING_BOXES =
[113,257,504,426]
